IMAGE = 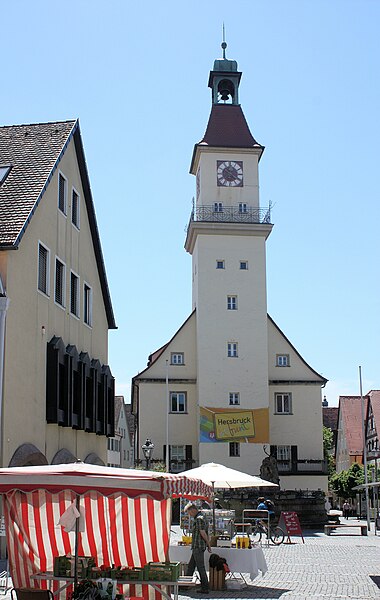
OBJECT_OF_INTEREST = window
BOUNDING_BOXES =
[239,203,247,213]
[70,271,79,317]
[55,258,66,307]
[276,354,289,367]
[229,442,240,457]
[240,261,248,270]
[171,445,186,461]
[170,392,187,413]
[216,260,225,269]
[38,242,50,295]
[171,353,184,365]
[227,296,237,310]
[84,283,92,326]
[277,445,291,471]
[227,342,238,357]
[275,393,292,414]
[214,202,223,213]
[71,188,80,228]
[229,392,240,406]
[0,165,11,186]
[58,172,67,214]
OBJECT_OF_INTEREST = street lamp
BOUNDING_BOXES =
[141,438,155,470]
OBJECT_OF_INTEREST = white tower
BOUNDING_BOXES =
[185,43,273,474]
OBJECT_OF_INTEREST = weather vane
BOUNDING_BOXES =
[222,23,227,59]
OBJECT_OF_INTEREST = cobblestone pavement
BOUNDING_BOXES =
[3,519,380,599]
[174,519,380,600]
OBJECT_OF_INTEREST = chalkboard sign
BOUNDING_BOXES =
[279,511,304,543]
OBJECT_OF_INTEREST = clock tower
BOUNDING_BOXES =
[185,43,273,472]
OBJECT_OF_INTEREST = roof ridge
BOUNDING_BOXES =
[0,119,77,129]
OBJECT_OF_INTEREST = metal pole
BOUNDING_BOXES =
[166,360,170,472]
[359,366,370,531]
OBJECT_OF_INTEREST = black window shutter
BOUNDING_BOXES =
[185,445,192,460]
[291,445,298,470]
[270,445,277,457]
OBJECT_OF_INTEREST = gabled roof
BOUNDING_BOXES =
[190,104,264,173]
[114,395,124,427]
[338,395,368,456]
[0,120,116,329]
[268,314,327,384]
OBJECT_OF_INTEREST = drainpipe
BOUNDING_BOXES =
[0,276,10,468]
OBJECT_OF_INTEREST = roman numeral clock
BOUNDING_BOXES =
[217,160,243,187]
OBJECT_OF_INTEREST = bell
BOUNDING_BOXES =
[220,89,230,101]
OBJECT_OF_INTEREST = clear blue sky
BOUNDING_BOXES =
[2,1,379,406]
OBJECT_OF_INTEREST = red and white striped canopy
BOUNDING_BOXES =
[0,462,212,499]
[0,464,211,597]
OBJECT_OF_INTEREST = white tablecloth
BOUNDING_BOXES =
[169,545,267,580]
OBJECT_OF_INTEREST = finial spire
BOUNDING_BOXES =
[222,23,227,59]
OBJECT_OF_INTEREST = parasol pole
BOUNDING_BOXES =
[212,482,216,536]
[73,495,80,586]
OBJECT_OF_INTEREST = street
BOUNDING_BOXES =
[175,519,380,600]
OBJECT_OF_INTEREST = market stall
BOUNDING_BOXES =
[0,463,212,597]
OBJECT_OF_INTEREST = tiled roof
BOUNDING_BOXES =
[199,104,263,150]
[339,395,368,456]
[0,120,76,246]
[125,404,135,439]
[0,120,116,329]
[114,395,124,428]
[323,407,339,431]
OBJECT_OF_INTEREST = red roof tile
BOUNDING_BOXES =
[339,395,368,456]
[323,407,338,431]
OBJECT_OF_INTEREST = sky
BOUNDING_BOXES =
[2,0,379,406]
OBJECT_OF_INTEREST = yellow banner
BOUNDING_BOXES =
[200,407,269,443]
[214,411,255,440]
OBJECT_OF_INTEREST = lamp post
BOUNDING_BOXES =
[141,438,155,470]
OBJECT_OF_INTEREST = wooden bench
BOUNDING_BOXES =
[324,523,367,536]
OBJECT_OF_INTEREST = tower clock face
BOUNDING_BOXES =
[217,160,243,187]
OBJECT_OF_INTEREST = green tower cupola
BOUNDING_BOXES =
[208,41,242,105]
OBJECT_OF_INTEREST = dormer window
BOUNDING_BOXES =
[0,165,11,186]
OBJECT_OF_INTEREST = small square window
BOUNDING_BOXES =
[171,353,184,365]
[170,392,187,413]
[239,203,248,213]
[275,393,292,414]
[276,354,289,367]
[58,172,67,214]
[240,261,248,270]
[216,260,225,269]
[227,296,237,310]
[229,442,240,457]
[72,188,80,228]
[227,342,238,358]
[214,202,223,213]
[229,392,240,406]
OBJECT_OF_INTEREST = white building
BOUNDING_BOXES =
[107,396,134,468]
[132,45,327,491]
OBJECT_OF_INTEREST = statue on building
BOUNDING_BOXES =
[260,447,280,486]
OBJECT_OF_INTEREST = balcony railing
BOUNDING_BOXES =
[188,205,272,227]
[278,459,328,475]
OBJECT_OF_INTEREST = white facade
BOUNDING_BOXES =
[132,49,327,491]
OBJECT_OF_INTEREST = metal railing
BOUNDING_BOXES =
[277,459,328,475]
[188,204,272,227]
